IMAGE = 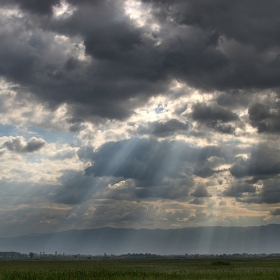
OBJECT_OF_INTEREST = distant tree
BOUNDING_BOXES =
[29,252,34,259]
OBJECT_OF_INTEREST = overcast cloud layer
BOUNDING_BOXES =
[0,0,280,237]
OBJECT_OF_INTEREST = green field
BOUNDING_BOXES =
[1,258,280,279]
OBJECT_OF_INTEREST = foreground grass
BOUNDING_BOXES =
[1,258,280,279]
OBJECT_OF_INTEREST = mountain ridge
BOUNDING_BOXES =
[1,224,280,255]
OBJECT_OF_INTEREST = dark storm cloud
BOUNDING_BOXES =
[50,170,117,205]
[216,91,252,109]
[47,167,194,205]
[136,177,194,200]
[249,103,272,122]
[80,138,199,187]
[137,119,189,137]
[0,0,168,120]
[245,175,273,184]
[223,182,256,198]
[192,146,227,178]
[2,0,280,122]
[0,0,60,15]
[191,103,238,123]
[143,0,280,51]
[79,138,234,197]
[236,178,280,204]
[192,166,216,178]
[191,185,211,198]
[214,124,236,134]
[43,0,170,120]
[79,139,253,201]
[105,177,194,201]
[230,144,280,178]
[249,102,280,133]
[196,146,223,162]
[191,103,239,134]
[195,121,236,135]
[257,178,280,204]
[3,137,45,153]
[142,0,280,91]
[83,138,234,180]
[51,0,142,60]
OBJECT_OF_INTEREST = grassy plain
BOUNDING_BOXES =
[1,258,280,279]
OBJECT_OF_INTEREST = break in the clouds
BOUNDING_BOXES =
[1,0,280,237]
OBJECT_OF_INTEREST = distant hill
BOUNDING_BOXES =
[1,224,280,255]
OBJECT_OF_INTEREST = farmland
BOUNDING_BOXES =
[1,258,280,279]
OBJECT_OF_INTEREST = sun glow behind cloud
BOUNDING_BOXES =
[124,0,151,27]
[53,0,75,19]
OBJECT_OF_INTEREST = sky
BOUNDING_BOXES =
[1,0,280,238]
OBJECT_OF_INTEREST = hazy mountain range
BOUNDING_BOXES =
[1,224,280,255]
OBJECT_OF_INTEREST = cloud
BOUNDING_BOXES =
[80,138,200,185]
[80,137,238,185]
[270,208,280,216]
[230,144,280,178]
[207,156,226,169]
[192,146,227,178]
[191,185,211,198]
[1,0,60,15]
[35,0,169,120]
[137,119,189,137]
[77,138,200,202]
[153,0,280,51]
[190,102,239,134]
[135,177,194,200]
[104,178,193,201]
[50,168,195,204]
[2,136,45,153]
[215,91,252,109]
[49,170,116,205]
[0,0,147,120]
[236,178,280,204]
[1,0,279,124]
[193,166,216,178]
[191,103,238,123]
[257,178,280,204]
[189,198,204,205]
[77,138,246,200]
[142,0,280,91]
[49,149,76,161]
[68,122,84,132]
[249,102,280,133]
[223,182,256,198]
